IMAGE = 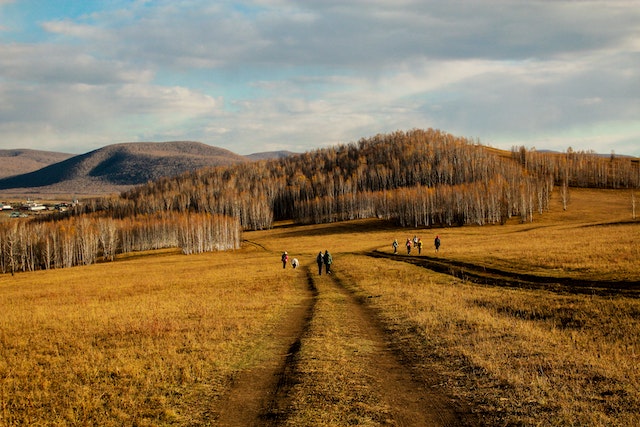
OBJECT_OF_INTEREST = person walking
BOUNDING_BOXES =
[316,251,324,275]
[406,238,412,255]
[324,250,333,274]
[417,238,423,254]
[434,235,441,253]
[392,239,398,254]
[281,251,289,268]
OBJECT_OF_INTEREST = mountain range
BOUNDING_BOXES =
[0,142,293,197]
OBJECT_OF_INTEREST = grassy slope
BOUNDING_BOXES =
[254,188,639,283]
[0,188,638,425]
[0,248,310,425]
[434,188,639,281]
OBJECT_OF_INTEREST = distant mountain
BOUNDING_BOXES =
[0,149,74,179]
[246,150,297,161]
[0,141,249,196]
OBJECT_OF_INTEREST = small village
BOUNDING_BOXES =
[0,199,78,218]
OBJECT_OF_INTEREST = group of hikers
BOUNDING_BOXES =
[281,250,332,275]
[281,234,441,273]
[392,235,441,255]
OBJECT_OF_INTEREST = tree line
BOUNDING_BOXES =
[512,146,640,189]
[0,212,240,274]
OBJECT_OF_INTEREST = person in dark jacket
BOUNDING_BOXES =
[324,250,333,274]
[281,251,288,268]
[434,235,441,253]
[316,251,324,275]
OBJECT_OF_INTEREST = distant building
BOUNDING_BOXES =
[22,200,46,211]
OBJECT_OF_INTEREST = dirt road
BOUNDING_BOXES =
[215,265,476,426]
[368,250,640,297]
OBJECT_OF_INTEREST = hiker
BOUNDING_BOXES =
[434,235,441,253]
[417,238,423,254]
[316,251,324,275]
[281,251,289,268]
[291,258,299,269]
[392,239,398,254]
[413,235,419,248]
[324,250,333,274]
[406,238,412,255]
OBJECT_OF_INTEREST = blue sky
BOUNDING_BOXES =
[1,0,639,156]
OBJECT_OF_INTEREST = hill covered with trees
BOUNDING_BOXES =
[87,128,639,229]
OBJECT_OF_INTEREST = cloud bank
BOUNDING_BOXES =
[1,0,638,156]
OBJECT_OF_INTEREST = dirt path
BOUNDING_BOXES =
[214,265,475,426]
[312,275,474,427]
[368,250,640,297]
[213,272,317,426]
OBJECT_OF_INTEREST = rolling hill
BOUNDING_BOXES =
[0,149,74,179]
[0,141,252,196]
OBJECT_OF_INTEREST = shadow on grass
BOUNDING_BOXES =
[270,218,401,239]
[369,250,640,298]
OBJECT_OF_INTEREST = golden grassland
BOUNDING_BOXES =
[335,258,639,425]
[0,247,310,426]
[432,189,639,281]
[260,189,639,284]
[0,188,638,425]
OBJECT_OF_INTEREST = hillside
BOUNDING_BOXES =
[0,149,74,179]
[108,129,638,231]
[0,141,249,196]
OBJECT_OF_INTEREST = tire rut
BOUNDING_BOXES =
[260,268,318,425]
[214,266,317,426]
[368,250,640,297]
[321,271,476,427]
[215,263,475,426]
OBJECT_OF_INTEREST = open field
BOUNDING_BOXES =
[1,188,638,425]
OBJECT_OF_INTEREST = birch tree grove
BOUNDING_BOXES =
[0,213,241,274]
[513,146,640,189]
[72,128,566,230]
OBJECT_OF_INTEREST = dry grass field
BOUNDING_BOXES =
[1,188,638,426]
[0,248,310,426]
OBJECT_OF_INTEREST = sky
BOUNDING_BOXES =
[1,0,639,156]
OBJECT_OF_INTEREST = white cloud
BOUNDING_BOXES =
[0,0,639,156]
[0,43,153,85]
[41,20,104,39]
[115,84,220,113]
